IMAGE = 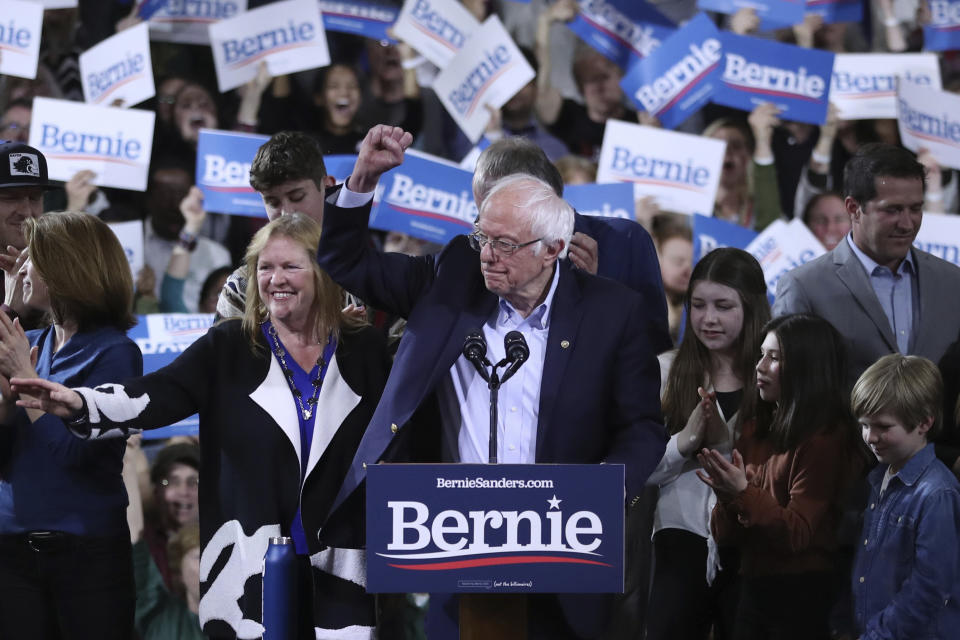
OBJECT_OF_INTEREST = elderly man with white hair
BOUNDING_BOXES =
[317,125,666,640]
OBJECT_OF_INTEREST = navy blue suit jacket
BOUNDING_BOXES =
[318,194,667,638]
[321,194,665,508]
[573,212,672,355]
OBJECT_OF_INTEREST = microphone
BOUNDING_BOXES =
[499,331,529,384]
[463,329,490,382]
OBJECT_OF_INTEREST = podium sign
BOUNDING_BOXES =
[366,463,624,593]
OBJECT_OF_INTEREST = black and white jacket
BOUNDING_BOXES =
[69,319,390,640]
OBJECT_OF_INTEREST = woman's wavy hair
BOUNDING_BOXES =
[662,248,769,434]
[24,211,135,331]
[241,214,364,352]
[756,314,855,451]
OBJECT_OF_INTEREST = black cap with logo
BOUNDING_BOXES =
[0,140,54,189]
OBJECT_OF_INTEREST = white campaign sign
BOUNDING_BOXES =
[149,0,247,46]
[209,0,330,92]
[26,0,77,7]
[830,53,941,120]
[746,218,825,298]
[28,97,156,192]
[433,16,534,143]
[915,212,960,267]
[392,0,479,68]
[0,0,43,80]
[80,23,155,107]
[107,220,145,279]
[897,79,960,171]
[597,120,725,216]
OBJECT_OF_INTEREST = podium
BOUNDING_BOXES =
[366,464,625,639]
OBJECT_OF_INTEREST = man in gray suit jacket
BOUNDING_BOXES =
[773,143,960,386]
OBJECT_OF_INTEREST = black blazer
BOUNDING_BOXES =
[69,319,390,639]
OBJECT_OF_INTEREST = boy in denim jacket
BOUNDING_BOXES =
[851,354,960,639]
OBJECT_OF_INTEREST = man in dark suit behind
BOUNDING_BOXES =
[319,126,667,639]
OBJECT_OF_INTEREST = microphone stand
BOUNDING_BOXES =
[487,368,501,464]
[462,331,528,465]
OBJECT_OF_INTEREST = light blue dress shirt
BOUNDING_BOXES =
[847,235,916,353]
[440,265,560,464]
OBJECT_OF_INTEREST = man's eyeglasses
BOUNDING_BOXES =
[468,230,541,256]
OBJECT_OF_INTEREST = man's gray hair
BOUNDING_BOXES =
[472,138,564,207]
[480,174,574,259]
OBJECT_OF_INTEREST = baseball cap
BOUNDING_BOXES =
[0,140,54,189]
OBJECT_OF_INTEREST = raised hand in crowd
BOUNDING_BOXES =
[748,102,781,164]
[65,169,98,212]
[811,102,840,174]
[729,7,760,36]
[792,13,824,48]
[874,0,907,51]
[0,246,29,319]
[534,0,577,126]
[135,264,158,309]
[166,186,207,281]
[236,61,272,129]
[916,147,945,212]
[347,124,413,193]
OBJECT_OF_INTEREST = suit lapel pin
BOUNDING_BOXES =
[560,340,570,349]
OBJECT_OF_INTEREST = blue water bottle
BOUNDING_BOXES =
[262,536,296,640]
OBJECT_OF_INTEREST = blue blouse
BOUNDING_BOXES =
[0,325,143,536]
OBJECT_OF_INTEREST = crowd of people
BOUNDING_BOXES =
[1,1,960,639]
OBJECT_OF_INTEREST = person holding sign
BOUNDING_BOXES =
[10,214,391,640]
[645,248,770,640]
[0,212,142,640]
[703,105,782,231]
[535,0,638,159]
[316,125,666,638]
[697,314,866,640]
[773,143,960,386]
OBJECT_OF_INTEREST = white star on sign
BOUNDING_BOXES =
[547,495,562,510]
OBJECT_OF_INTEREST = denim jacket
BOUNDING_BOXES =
[853,443,960,639]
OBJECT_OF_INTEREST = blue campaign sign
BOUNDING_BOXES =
[713,33,834,125]
[324,154,358,183]
[692,214,757,262]
[196,129,269,217]
[564,182,635,219]
[568,0,675,70]
[805,0,862,23]
[138,0,169,20]
[620,13,722,129]
[925,1,960,51]
[697,0,804,26]
[128,314,213,439]
[370,151,477,244]
[319,1,398,42]
[366,464,625,593]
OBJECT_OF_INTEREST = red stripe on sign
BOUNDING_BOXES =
[387,555,613,571]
